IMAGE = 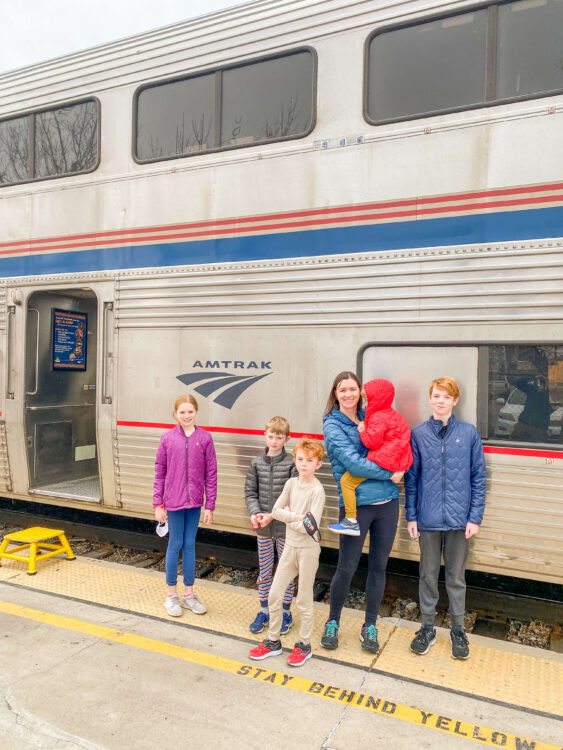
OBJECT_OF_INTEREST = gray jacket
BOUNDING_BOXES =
[244,448,298,539]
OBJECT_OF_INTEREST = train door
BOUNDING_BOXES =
[24,289,101,501]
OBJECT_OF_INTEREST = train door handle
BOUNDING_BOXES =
[26,307,40,397]
[5,306,15,399]
[102,301,114,405]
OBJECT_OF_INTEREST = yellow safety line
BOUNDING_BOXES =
[0,600,560,750]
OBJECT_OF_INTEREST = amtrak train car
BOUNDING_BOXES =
[0,0,562,585]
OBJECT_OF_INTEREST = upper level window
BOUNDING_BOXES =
[0,99,99,187]
[365,0,563,124]
[135,49,315,162]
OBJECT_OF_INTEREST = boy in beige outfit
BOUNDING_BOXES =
[249,439,325,667]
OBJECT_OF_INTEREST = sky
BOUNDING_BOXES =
[0,0,245,73]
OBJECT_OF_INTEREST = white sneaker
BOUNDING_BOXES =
[164,594,182,617]
[181,593,207,614]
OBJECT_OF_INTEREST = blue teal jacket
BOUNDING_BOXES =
[404,415,486,531]
[323,408,397,507]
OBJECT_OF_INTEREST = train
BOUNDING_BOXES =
[1,0,562,585]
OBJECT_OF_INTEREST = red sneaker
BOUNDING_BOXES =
[287,642,312,667]
[249,639,282,660]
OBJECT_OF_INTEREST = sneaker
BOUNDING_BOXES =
[164,594,182,617]
[249,639,282,660]
[328,518,360,536]
[450,627,470,659]
[249,611,269,634]
[280,611,293,635]
[321,619,339,649]
[410,626,436,655]
[181,593,207,614]
[360,623,380,653]
[287,642,312,667]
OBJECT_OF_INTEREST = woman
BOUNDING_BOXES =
[153,394,217,617]
[321,371,400,653]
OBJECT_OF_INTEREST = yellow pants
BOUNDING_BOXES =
[340,471,366,519]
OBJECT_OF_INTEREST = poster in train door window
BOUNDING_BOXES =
[52,309,87,370]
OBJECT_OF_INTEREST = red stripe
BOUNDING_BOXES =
[2,181,563,254]
[117,421,562,455]
[116,420,323,440]
[484,445,563,459]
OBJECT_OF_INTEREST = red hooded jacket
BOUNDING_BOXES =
[360,379,413,472]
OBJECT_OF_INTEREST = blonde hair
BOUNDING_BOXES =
[265,416,290,436]
[429,377,460,400]
[293,439,324,461]
[173,394,199,417]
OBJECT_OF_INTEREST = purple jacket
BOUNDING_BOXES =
[153,425,217,511]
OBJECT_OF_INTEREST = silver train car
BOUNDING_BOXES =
[0,0,562,585]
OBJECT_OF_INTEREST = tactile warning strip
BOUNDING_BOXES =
[0,555,561,717]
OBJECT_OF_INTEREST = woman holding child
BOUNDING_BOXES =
[321,371,401,653]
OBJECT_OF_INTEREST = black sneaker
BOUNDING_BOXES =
[321,619,339,649]
[410,626,436,655]
[360,623,379,653]
[450,627,469,659]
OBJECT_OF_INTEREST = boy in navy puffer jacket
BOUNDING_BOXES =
[404,376,486,660]
[329,379,413,537]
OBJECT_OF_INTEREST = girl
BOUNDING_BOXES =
[153,394,217,616]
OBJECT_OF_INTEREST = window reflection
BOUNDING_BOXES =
[34,102,98,178]
[0,116,30,185]
[137,75,215,160]
[488,345,563,444]
[135,50,314,162]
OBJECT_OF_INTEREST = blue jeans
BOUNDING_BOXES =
[165,508,201,586]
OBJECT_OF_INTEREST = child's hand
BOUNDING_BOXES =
[357,421,365,433]
[250,514,261,530]
[203,509,214,525]
[259,513,273,527]
[390,471,404,484]
[154,506,167,523]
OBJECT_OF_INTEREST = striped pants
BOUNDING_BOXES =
[256,536,294,605]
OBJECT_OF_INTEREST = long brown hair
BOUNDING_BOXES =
[324,371,362,416]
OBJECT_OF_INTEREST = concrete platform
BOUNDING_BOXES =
[0,554,561,750]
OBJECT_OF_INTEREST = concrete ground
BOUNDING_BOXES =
[1,581,561,750]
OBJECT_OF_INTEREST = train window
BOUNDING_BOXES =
[34,102,98,179]
[0,99,99,187]
[496,0,563,99]
[134,49,315,163]
[360,345,479,428]
[366,11,488,122]
[0,115,30,185]
[136,74,215,160]
[486,345,563,445]
[365,0,563,124]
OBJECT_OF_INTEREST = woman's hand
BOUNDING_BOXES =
[203,509,214,525]
[154,506,167,523]
[357,421,366,433]
[407,521,419,539]
[259,513,273,527]
[390,471,404,484]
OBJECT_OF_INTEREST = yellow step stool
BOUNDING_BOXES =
[0,527,75,575]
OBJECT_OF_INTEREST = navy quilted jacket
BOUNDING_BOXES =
[323,408,398,507]
[404,415,486,531]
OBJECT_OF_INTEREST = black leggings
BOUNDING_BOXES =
[329,498,399,626]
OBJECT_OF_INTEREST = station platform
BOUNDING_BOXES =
[0,552,561,750]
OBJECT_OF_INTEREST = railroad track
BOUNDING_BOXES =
[1,503,561,652]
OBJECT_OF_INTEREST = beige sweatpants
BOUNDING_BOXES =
[268,543,320,644]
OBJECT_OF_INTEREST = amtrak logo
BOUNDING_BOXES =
[177,360,273,409]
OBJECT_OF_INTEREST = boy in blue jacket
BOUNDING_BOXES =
[404,376,486,659]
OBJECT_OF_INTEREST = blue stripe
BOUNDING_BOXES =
[2,205,563,277]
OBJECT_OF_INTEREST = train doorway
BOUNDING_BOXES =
[25,289,101,502]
